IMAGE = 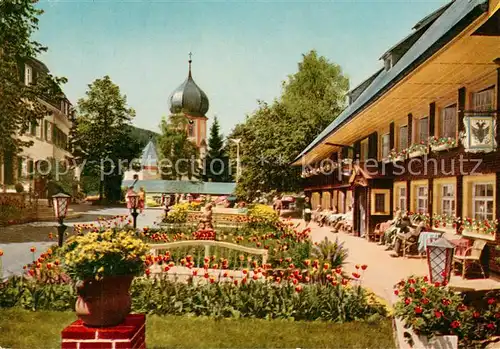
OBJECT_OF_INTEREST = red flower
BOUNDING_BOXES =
[434,282,441,287]
[442,298,452,306]
[487,298,496,305]
[405,297,412,305]
[487,323,496,330]
[421,287,427,294]
[352,272,361,279]
[457,304,467,312]
[451,321,460,329]
[192,270,198,276]
[341,278,348,286]
[145,269,151,276]
[473,311,480,318]
[30,247,36,253]
[361,264,367,270]
[355,264,360,269]
[164,266,170,272]
[204,272,209,279]
[394,290,399,296]
[292,278,298,285]
[421,298,430,305]
[434,310,443,319]
[409,287,416,294]
[408,278,416,284]
[295,285,303,293]
[233,280,238,286]
[414,306,423,314]
[335,267,342,274]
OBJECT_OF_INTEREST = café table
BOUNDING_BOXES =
[418,231,444,254]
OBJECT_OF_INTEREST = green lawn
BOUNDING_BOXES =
[0,308,395,348]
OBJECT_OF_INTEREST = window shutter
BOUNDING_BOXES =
[368,132,378,159]
[429,103,435,137]
[389,122,395,149]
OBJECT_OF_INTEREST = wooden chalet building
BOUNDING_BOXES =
[293,0,500,273]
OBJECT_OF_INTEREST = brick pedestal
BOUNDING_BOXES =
[61,314,145,349]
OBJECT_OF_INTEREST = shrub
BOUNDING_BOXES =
[311,237,348,270]
[14,183,24,193]
[248,204,278,228]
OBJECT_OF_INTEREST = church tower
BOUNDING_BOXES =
[169,54,208,158]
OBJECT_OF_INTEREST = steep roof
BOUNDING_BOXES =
[294,0,488,163]
[140,140,159,167]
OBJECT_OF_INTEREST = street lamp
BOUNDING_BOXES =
[128,192,140,229]
[426,237,455,285]
[52,193,71,247]
[230,138,241,182]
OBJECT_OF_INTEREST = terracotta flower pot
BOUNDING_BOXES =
[75,275,134,327]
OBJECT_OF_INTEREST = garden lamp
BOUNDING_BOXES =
[426,237,455,285]
[52,193,71,247]
[128,192,140,229]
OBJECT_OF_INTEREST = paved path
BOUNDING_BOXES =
[295,220,428,302]
[0,208,164,280]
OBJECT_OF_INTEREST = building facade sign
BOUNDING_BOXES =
[461,114,497,153]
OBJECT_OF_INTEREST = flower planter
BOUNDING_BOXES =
[75,275,134,327]
[391,155,405,163]
[408,150,427,158]
[431,144,456,152]
[394,315,458,349]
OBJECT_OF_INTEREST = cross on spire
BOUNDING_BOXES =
[188,52,193,77]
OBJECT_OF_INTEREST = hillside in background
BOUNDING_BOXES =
[127,125,159,148]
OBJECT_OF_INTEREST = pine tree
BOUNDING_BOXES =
[204,117,231,182]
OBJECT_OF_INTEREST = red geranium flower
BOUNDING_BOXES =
[409,287,416,294]
[405,297,412,305]
[487,323,496,330]
[487,298,496,305]
[423,276,429,282]
[434,282,441,287]
[421,298,430,305]
[473,311,480,318]
[451,321,460,329]
[434,310,443,319]
[408,278,416,284]
[394,290,399,296]
[414,306,423,314]
[457,304,467,312]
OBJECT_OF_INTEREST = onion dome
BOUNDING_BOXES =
[169,54,209,117]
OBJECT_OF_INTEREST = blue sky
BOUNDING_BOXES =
[35,0,448,136]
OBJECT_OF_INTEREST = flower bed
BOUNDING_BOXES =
[394,276,500,347]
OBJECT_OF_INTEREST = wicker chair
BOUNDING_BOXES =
[368,220,392,242]
[401,221,427,257]
[453,239,487,279]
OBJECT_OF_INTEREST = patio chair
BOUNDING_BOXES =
[400,221,427,257]
[453,239,487,279]
[368,220,392,242]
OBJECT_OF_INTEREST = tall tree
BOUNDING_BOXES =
[0,0,66,180]
[71,76,140,202]
[204,117,231,182]
[229,50,349,199]
[157,114,199,180]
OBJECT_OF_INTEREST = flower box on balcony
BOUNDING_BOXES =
[408,150,426,158]
[391,155,405,163]
[431,143,457,152]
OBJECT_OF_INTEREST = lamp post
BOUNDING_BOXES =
[52,193,71,247]
[128,192,140,229]
[426,237,455,285]
[230,138,241,182]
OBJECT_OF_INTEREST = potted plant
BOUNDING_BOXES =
[429,136,457,152]
[408,142,429,158]
[62,230,149,327]
[459,217,498,237]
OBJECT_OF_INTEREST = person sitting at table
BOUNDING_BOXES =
[393,216,426,256]
[331,206,353,233]
[381,210,411,248]
[312,205,323,224]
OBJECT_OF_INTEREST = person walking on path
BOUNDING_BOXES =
[303,196,312,227]
[138,187,146,214]
[125,186,135,213]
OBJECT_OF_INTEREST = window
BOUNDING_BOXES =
[375,194,385,213]
[30,121,36,136]
[399,125,408,150]
[416,185,428,214]
[44,120,49,140]
[381,133,390,159]
[398,186,407,212]
[473,88,494,111]
[36,122,42,138]
[188,123,195,137]
[418,117,429,143]
[440,105,456,138]
[473,183,494,221]
[25,65,33,85]
[441,184,455,217]
[46,122,53,142]
[360,139,369,161]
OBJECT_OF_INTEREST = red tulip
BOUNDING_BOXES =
[361,264,367,270]
[30,247,36,253]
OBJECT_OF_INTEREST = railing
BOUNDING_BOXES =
[150,240,268,266]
